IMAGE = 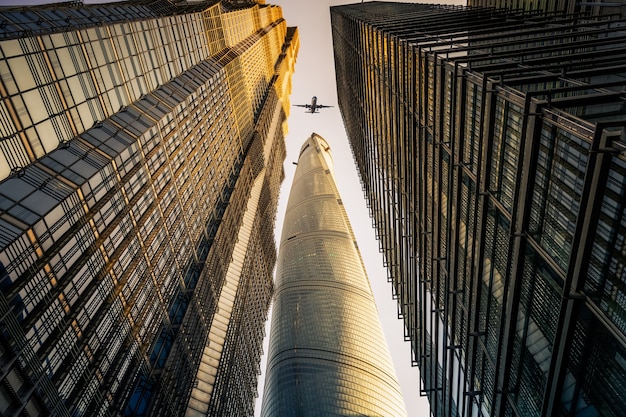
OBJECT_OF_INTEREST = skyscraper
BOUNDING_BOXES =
[0,1,297,416]
[260,133,407,417]
[332,2,626,417]
[469,0,626,17]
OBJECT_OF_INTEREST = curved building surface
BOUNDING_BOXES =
[260,133,407,417]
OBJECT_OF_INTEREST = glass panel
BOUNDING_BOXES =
[586,153,626,334]
[565,305,626,417]
[508,245,561,417]
[9,56,36,91]
[529,122,589,270]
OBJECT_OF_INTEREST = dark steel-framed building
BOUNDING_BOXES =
[260,133,407,417]
[0,1,298,416]
[469,0,626,17]
[332,2,626,417]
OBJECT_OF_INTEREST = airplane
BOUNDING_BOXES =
[294,96,333,113]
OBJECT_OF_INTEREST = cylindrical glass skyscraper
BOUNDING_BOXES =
[260,133,407,416]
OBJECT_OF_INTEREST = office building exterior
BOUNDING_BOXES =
[0,1,298,416]
[260,133,407,417]
[332,2,626,417]
[469,0,626,17]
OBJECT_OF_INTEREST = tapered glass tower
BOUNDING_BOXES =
[260,133,407,417]
[332,2,626,417]
[0,1,297,416]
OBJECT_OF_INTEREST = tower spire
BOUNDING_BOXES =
[260,133,408,417]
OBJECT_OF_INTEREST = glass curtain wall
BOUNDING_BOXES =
[0,2,298,416]
[331,3,626,417]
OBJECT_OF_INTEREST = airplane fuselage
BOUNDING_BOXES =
[310,96,318,112]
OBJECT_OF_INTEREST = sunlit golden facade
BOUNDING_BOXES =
[260,133,407,417]
[0,1,298,416]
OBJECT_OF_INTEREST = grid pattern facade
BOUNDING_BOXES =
[260,134,407,417]
[0,1,298,416]
[331,3,626,417]
[468,0,626,17]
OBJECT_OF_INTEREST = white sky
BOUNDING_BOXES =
[256,1,464,416]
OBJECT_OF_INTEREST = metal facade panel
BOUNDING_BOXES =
[332,3,626,417]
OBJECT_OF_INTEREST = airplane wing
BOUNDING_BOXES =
[294,104,311,108]
[316,104,333,109]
